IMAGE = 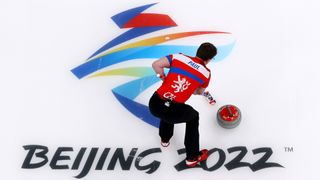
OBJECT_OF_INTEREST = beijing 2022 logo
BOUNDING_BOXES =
[71,3,235,128]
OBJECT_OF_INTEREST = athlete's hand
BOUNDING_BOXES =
[157,74,166,81]
[203,91,216,105]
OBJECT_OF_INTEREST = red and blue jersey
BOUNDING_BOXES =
[156,53,211,103]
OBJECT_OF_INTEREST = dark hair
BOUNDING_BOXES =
[196,42,217,61]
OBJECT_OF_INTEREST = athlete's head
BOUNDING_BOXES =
[196,42,217,62]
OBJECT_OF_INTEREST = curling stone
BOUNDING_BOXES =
[217,105,241,129]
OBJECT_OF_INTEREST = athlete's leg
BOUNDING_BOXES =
[159,120,174,143]
[149,93,175,145]
[167,103,200,159]
[184,111,200,160]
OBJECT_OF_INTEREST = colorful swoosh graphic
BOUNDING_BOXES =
[93,31,230,59]
[71,3,235,128]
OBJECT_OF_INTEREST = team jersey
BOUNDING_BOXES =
[156,53,211,103]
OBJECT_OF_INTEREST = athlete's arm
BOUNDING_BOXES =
[193,87,206,95]
[152,57,170,80]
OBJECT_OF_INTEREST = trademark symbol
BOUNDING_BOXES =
[284,147,294,152]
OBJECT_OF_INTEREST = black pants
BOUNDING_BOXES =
[149,92,200,160]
